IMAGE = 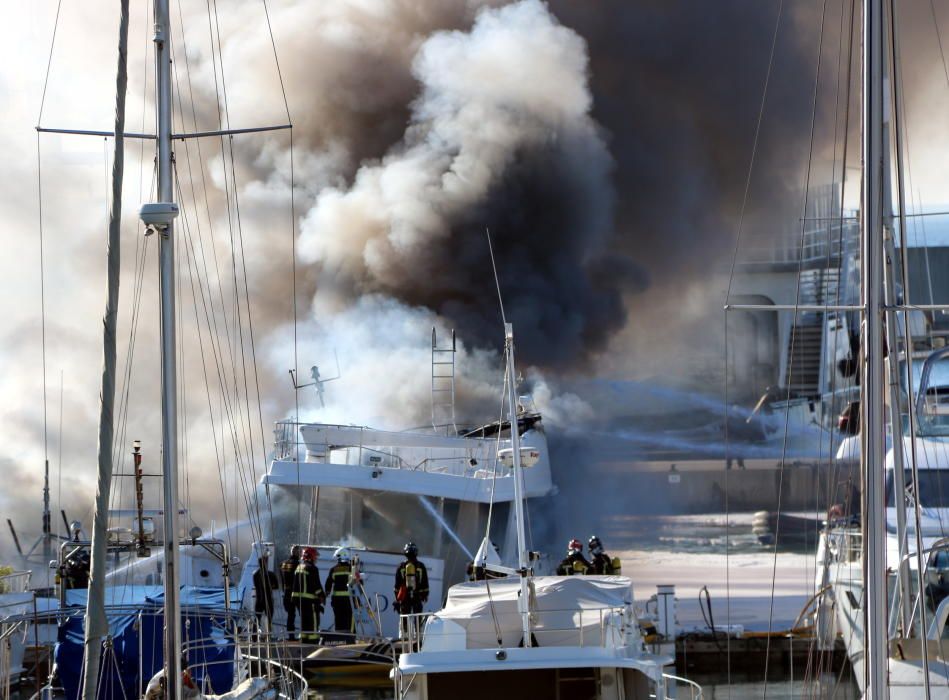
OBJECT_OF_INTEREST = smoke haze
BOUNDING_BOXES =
[6,0,949,560]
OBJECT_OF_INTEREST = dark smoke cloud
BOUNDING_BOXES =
[297,0,642,370]
[283,0,842,379]
[550,0,838,275]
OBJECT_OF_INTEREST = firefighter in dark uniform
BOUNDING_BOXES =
[279,545,301,640]
[325,547,355,634]
[588,535,621,575]
[556,538,592,576]
[394,542,429,615]
[252,553,279,633]
[63,548,91,589]
[292,547,325,643]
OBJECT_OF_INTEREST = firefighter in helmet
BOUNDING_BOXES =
[62,547,91,590]
[252,551,279,634]
[325,547,355,634]
[279,545,301,640]
[587,535,621,575]
[556,538,592,576]
[394,542,429,615]
[292,547,325,643]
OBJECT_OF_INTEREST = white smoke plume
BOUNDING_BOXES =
[0,0,610,561]
[292,0,635,370]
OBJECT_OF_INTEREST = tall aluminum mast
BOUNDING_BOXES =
[151,2,183,698]
[503,323,532,647]
[861,0,887,696]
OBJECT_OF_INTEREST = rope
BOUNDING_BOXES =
[260,0,292,122]
[36,0,64,126]
[723,0,786,305]
[34,6,64,450]
[887,5,944,695]
[290,128,303,542]
[721,3,785,684]
[807,0,857,690]
[35,131,50,542]
[175,181,234,544]
[763,3,829,696]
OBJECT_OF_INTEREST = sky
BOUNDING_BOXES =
[4,0,949,559]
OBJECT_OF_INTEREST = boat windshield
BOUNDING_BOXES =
[903,356,949,437]
[886,469,949,508]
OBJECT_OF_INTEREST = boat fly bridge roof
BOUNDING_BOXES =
[265,420,553,503]
[397,576,671,680]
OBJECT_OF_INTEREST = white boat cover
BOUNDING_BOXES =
[428,575,633,649]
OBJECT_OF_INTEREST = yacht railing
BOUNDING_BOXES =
[663,672,704,700]
[399,605,632,653]
[826,526,862,563]
[0,572,31,595]
[273,420,297,459]
[234,654,308,700]
[174,642,309,700]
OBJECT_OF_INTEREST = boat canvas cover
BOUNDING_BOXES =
[432,575,632,648]
[55,586,236,700]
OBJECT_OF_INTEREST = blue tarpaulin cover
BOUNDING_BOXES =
[55,586,239,700]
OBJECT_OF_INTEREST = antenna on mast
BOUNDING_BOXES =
[485,228,506,324]
[289,350,341,407]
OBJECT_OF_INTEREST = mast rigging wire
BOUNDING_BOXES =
[809,0,858,691]
[889,0,945,691]
[721,1,785,687]
[762,2,830,696]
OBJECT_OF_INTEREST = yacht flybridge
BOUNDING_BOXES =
[266,418,552,503]
[262,333,554,594]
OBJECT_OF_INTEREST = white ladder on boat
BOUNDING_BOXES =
[431,328,458,435]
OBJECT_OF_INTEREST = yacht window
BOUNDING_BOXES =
[904,357,949,436]
[886,470,949,508]
[930,550,949,571]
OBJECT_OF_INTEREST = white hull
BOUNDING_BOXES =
[819,529,949,698]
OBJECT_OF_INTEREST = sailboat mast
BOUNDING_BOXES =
[503,323,532,648]
[43,461,51,562]
[154,1,183,698]
[861,0,888,696]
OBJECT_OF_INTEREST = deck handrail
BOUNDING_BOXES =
[662,672,704,700]
[0,571,31,594]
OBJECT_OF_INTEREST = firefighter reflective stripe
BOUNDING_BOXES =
[572,560,587,574]
[331,565,352,597]
[294,563,324,599]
